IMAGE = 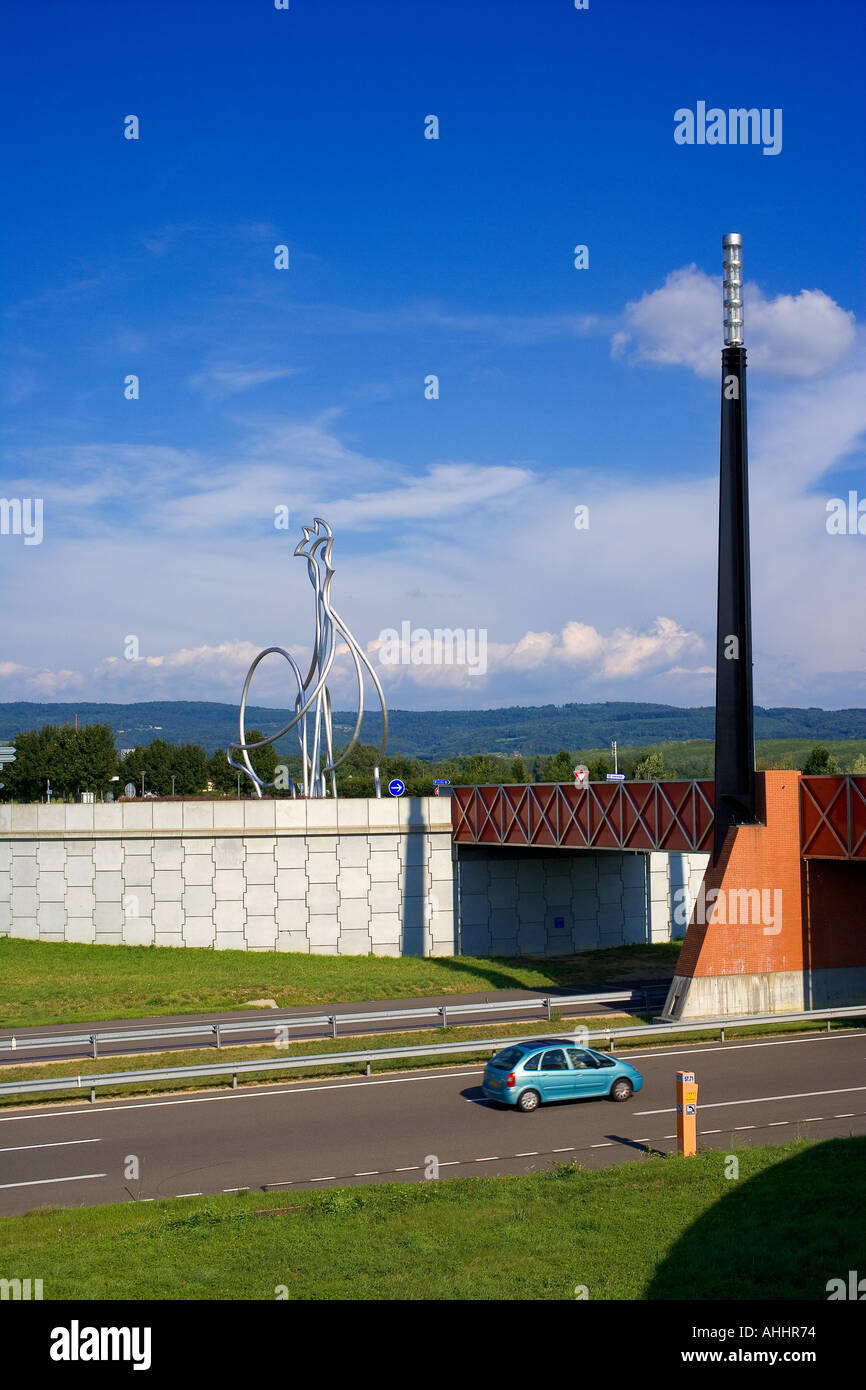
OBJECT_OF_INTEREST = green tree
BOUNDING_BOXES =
[633,751,668,781]
[802,744,842,775]
[2,723,117,800]
[540,749,574,782]
[852,754,866,775]
[587,755,612,782]
[509,755,529,783]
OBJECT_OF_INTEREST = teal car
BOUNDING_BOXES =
[481,1038,643,1113]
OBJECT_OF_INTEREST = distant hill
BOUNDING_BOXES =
[1,700,864,759]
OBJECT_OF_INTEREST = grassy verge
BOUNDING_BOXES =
[3,1138,863,1299]
[2,1012,861,1110]
[0,938,678,1028]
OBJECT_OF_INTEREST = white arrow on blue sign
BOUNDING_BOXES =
[388,779,405,797]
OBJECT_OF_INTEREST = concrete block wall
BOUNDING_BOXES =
[455,846,708,956]
[647,851,712,942]
[0,799,702,957]
[0,798,455,957]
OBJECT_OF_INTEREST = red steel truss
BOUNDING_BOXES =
[800,775,866,860]
[451,781,715,853]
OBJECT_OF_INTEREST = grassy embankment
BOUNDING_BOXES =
[2,1138,862,1300]
[0,938,679,1029]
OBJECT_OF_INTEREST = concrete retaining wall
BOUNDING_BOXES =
[0,799,708,957]
[0,798,455,957]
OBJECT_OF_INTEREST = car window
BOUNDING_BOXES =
[523,1052,540,1071]
[540,1049,568,1071]
[595,1054,616,1068]
[567,1048,597,1069]
[489,1046,525,1071]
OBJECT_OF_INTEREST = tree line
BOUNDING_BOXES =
[1,724,863,802]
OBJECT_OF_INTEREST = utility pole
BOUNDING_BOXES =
[713,233,759,862]
[611,740,618,776]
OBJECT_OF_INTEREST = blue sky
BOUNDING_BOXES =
[1,0,864,711]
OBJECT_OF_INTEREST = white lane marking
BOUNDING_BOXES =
[140,1198,155,1202]
[701,1128,721,1134]
[802,1117,824,1122]
[174,1192,201,1198]
[623,1033,866,1062]
[552,1147,574,1153]
[0,1138,101,1154]
[0,1172,106,1191]
[354,1171,379,1177]
[439,1161,460,1167]
[310,1176,336,1183]
[591,1142,613,1148]
[836,1113,855,1118]
[635,1085,866,1116]
[734,1125,755,1131]
[223,1186,249,1192]
[768,1121,789,1126]
[0,1069,486,1124]
[474,1156,498,1162]
[395,1166,420,1172]
[515,1151,538,1157]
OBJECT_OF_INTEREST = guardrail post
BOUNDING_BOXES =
[440,1006,447,1029]
[720,1027,725,1043]
[331,1016,337,1039]
[90,1086,96,1104]
[366,1062,371,1076]
[545,998,552,1022]
[232,1073,238,1089]
[214,1024,221,1049]
[91,1034,98,1059]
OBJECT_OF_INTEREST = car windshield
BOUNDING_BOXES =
[489,1046,526,1071]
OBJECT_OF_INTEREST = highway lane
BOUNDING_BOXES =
[0,983,668,1066]
[0,1029,863,1217]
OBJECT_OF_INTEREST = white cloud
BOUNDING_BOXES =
[613,266,856,379]
[187,365,300,398]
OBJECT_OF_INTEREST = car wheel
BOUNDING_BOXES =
[609,1078,633,1102]
[516,1089,540,1113]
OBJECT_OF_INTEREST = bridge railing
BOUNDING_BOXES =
[451,780,714,853]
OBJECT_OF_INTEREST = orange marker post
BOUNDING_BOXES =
[676,1070,699,1156]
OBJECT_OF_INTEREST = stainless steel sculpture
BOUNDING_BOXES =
[227,519,388,798]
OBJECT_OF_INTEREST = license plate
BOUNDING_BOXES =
[488,1078,499,1087]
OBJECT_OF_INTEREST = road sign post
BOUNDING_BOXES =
[676,1070,699,1156]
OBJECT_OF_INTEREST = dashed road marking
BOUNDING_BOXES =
[0,1172,106,1191]
[0,1138,101,1154]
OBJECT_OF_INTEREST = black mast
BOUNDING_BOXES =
[713,233,758,862]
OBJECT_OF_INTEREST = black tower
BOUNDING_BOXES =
[713,233,759,862]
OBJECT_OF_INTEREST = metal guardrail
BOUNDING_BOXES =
[0,1004,863,1102]
[0,987,669,1058]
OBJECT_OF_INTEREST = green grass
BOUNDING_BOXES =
[3,1138,862,1300]
[0,938,679,1029]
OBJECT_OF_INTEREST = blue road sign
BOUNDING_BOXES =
[606,773,626,782]
[388,779,405,797]
[433,778,451,786]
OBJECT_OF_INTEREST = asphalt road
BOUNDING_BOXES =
[0,982,669,1065]
[0,1028,864,1217]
